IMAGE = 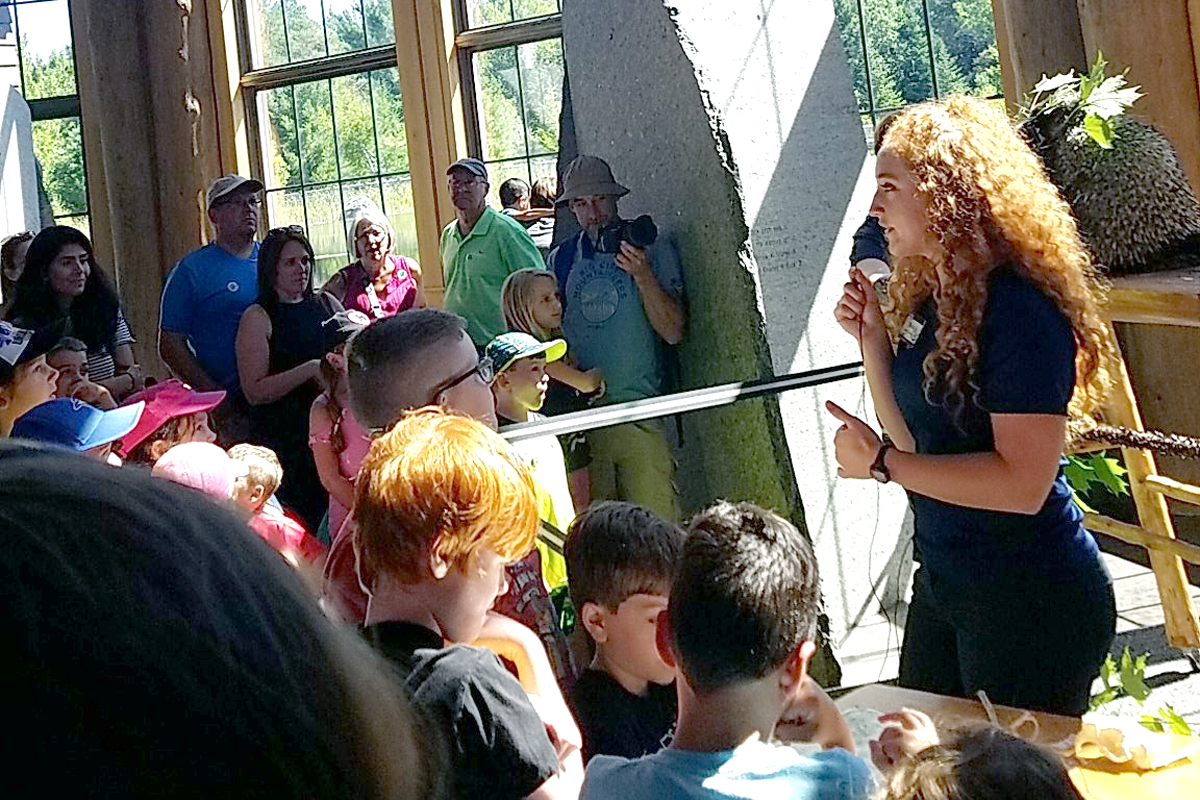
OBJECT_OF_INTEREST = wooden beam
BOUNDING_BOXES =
[1084,513,1200,566]
[1105,268,1200,327]
[391,0,468,303]
[990,0,1087,107]
[1102,324,1200,646]
[1145,473,1200,507]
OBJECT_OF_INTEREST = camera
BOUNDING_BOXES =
[596,215,658,254]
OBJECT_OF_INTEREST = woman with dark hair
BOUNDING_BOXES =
[0,230,33,315]
[0,441,437,798]
[236,225,339,531]
[5,226,142,399]
[831,96,1117,716]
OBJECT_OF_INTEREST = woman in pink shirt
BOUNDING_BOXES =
[321,208,425,319]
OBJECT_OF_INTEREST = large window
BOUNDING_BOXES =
[453,0,564,207]
[1,0,89,236]
[833,0,1001,139]
[235,1,566,278]
[239,0,410,283]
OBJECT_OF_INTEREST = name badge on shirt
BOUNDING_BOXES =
[900,314,925,346]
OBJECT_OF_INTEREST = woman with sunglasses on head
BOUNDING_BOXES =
[236,226,342,532]
[830,96,1118,716]
[321,207,425,320]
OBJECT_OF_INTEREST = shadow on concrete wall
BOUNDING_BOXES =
[752,24,868,374]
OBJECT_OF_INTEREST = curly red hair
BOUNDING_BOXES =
[880,96,1115,420]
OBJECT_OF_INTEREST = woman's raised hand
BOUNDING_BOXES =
[825,400,883,479]
[834,267,887,348]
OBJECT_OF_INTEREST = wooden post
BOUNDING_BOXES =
[70,0,232,377]
[1102,323,1200,647]
[989,0,1088,106]
[391,0,468,305]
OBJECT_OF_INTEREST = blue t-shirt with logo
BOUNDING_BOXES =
[892,267,1105,587]
[552,232,683,404]
[160,242,260,391]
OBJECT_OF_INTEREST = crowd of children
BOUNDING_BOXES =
[3,291,1099,800]
[0,138,1103,797]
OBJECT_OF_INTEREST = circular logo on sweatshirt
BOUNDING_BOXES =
[579,277,618,323]
[227,281,240,293]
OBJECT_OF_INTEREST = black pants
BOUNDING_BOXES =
[899,566,1116,716]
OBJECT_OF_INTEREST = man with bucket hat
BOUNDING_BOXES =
[546,155,685,521]
[439,157,545,347]
[158,174,265,444]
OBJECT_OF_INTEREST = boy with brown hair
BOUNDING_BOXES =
[580,501,872,800]
[354,407,583,800]
[565,501,685,762]
[0,320,59,437]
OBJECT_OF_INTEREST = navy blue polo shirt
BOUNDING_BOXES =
[892,267,1104,587]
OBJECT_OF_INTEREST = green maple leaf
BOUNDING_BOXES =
[1082,115,1115,149]
[1118,647,1152,703]
[1092,456,1130,496]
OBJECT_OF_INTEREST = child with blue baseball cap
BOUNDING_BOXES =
[12,397,145,462]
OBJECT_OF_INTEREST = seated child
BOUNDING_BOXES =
[581,501,873,800]
[872,710,1085,800]
[151,441,248,501]
[118,379,224,464]
[12,396,144,462]
[229,442,328,566]
[0,320,59,437]
[485,330,575,586]
[46,337,116,409]
[354,407,583,800]
[564,501,685,762]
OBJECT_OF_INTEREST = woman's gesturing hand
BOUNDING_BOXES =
[834,267,888,350]
[826,401,883,479]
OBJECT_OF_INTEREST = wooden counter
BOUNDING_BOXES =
[837,683,1200,799]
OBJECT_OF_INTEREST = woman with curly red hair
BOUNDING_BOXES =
[831,96,1117,716]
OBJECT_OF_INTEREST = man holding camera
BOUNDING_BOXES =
[548,155,685,520]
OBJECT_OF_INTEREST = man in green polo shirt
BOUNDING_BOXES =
[440,158,546,346]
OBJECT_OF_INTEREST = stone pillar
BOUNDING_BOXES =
[563,0,911,682]
[70,0,229,376]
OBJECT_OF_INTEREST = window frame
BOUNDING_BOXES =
[6,0,90,228]
[451,10,563,163]
[232,0,408,268]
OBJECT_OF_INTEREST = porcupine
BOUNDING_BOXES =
[1018,87,1200,463]
[1020,97,1200,275]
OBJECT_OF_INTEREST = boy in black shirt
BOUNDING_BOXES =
[564,501,686,762]
[355,408,582,800]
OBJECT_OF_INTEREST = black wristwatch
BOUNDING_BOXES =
[870,443,895,483]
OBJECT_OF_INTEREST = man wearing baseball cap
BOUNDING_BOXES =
[440,157,545,347]
[158,174,264,444]
[546,155,685,521]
